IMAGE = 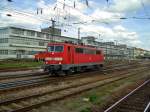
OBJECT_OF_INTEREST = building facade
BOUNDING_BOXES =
[81,36,135,60]
[0,26,78,59]
[0,27,149,60]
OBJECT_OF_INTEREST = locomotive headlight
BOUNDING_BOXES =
[45,57,52,61]
[45,57,63,61]
[54,57,63,61]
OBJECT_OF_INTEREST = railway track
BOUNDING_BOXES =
[0,67,40,73]
[0,60,127,73]
[0,61,143,82]
[0,70,46,81]
[0,62,147,93]
[0,66,149,112]
[0,63,126,83]
[104,79,150,112]
[0,75,50,91]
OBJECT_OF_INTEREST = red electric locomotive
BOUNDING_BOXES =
[43,42,104,75]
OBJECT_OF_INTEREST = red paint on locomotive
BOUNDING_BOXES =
[43,42,104,74]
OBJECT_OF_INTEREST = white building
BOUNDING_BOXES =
[0,26,78,59]
[0,26,140,60]
[81,36,135,60]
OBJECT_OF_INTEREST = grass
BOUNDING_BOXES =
[0,59,43,69]
[66,70,150,112]
[80,107,91,112]
[81,73,149,112]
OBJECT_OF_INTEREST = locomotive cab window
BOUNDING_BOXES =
[55,46,63,52]
[47,45,63,52]
[47,46,54,52]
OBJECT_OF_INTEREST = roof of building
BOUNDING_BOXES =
[0,26,79,41]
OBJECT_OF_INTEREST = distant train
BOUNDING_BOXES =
[42,42,104,75]
[34,51,47,61]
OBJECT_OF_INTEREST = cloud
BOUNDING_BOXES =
[79,24,142,47]
[0,9,43,29]
[113,25,126,32]
[0,0,147,50]
[110,0,150,12]
[90,9,123,23]
[0,0,51,29]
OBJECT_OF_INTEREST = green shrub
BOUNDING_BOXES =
[89,94,98,103]
[80,107,91,112]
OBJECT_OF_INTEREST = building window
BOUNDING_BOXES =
[28,51,33,55]
[39,42,45,46]
[11,28,24,35]
[46,34,51,39]
[9,50,16,55]
[37,32,45,38]
[37,32,41,37]
[0,29,7,34]
[0,50,8,55]
[0,38,8,43]
[27,31,35,36]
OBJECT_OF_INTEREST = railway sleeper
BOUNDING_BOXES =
[0,106,13,112]
[11,103,23,109]
[20,101,30,106]
[118,104,145,111]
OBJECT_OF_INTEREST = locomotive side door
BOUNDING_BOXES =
[68,46,74,64]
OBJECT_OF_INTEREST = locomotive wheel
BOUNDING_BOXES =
[43,68,48,72]
[47,70,57,76]
[99,64,103,71]
[59,72,66,76]
[64,68,74,75]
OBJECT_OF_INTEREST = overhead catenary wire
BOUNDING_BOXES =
[0,6,74,27]
[3,0,150,32]
[1,1,91,29]
[3,0,144,27]
[0,6,82,35]
[5,0,150,21]
[140,0,150,18]
[2,2,150,28]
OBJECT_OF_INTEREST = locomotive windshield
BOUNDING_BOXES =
[47,45,63,52]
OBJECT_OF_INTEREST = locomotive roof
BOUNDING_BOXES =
[47,42,102,50]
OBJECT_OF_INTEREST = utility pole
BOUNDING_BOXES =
[78,28,80,44]
[114,40,118,46]
[51,19,56,42]
[98,34,100,41]
[98,34,103,42]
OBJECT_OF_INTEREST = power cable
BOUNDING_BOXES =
[3,0,115,26]
[140,0,150,17]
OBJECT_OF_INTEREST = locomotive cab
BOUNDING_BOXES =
[43,43,73,75]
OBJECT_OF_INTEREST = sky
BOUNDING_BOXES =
[0,0,150,50]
